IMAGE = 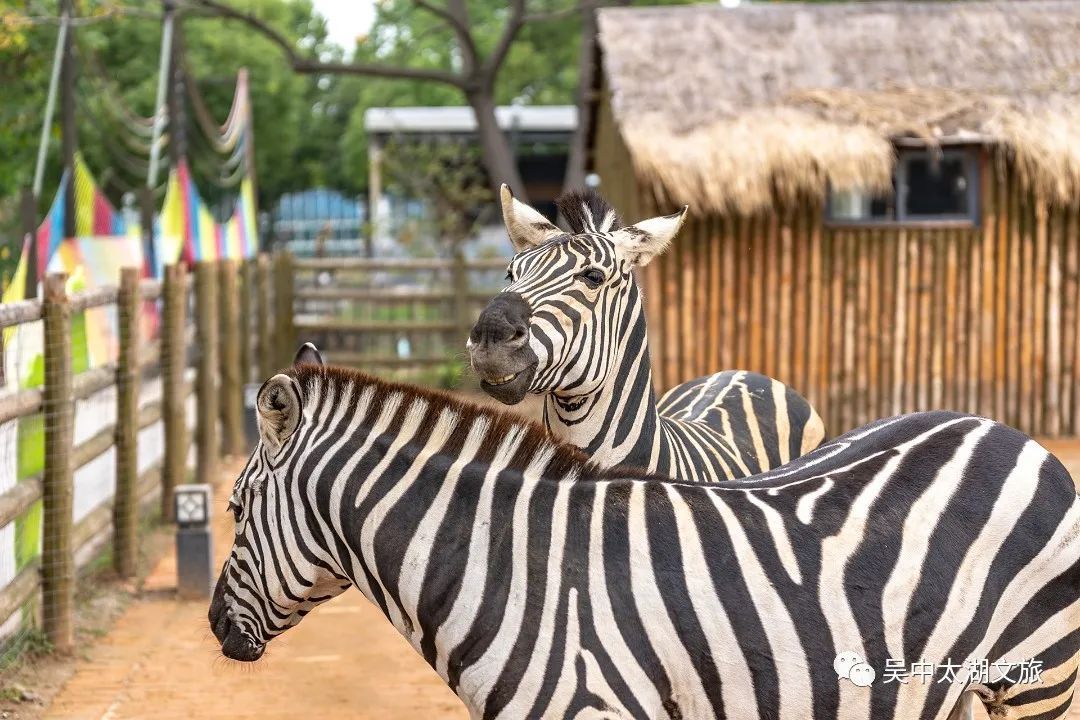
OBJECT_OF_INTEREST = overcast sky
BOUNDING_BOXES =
[310,0,377,53]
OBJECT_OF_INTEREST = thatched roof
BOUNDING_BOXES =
[595,1,1080,214]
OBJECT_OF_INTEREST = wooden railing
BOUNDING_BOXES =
[288,256,507,379]
[0,257,268,653]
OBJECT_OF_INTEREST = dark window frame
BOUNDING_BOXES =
[826,146,981,228]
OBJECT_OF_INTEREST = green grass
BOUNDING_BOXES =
[0,629,52,669]
[345,302,442,323]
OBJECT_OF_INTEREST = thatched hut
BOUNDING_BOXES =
[587,0,1080,437]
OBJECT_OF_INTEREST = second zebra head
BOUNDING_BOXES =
[467,185,686,405]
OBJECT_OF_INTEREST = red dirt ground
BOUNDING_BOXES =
[37,436,1080,719]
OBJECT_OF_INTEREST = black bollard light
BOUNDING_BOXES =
[174,483,214,599]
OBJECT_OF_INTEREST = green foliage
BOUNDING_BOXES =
[0,1,53,233]
[0,628,52,668]
[0,0,338,214]
[0,0,702,220]
[77,0,336,209]
[382,136,493,253]
[338,0,583,185]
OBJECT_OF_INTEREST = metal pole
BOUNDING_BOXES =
[147,0,176,189]
[167,21,186,168]
[59,0,75,241]
[238,68,258,209]
[32,14,69,199]
[366,138,381,259]
[20,190,38,300]
[140,187,157,278]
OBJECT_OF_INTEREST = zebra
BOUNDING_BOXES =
[210,344,1080,720]
[467,185,826,481]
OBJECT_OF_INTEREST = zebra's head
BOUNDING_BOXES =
[468,185,686,405]
[209,343,351,662]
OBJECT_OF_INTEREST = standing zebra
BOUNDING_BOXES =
[211,345,1080,720]
[467,186,825,481]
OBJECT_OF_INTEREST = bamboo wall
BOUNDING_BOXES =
[595,115,1080,436]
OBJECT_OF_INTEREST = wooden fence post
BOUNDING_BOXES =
[274,251,295,367]
[218,260,244,456]
[195,262,219,485]
[161,263,187,522]
[451,249,471,340]
[113,268,140,578]
[20,189,37,301]
[42,272,74,652]
[257,254,273,380]
[239,259,254,386]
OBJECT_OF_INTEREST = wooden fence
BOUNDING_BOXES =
[0,256,271,653]
[289,256,507,381]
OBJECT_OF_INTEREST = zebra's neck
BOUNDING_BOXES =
[299,371,599,701]
[541,283,666,472]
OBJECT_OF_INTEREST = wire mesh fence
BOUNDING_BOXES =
[0,247,504,659]
[0,256,267,659]
[291,255,508,388]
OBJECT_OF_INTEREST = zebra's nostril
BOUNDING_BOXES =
[512,327,526,341]
[213,612,232,643]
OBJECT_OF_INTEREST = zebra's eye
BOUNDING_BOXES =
[228,501,243,524]
[577,268,605,289]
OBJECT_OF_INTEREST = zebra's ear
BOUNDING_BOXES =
[610,207,688,266]
[256,374,302,451]
[293,342,324,366]
[500,184,562,253]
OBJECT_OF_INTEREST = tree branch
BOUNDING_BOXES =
[412,0,479,70]
[185,0,465,87]
[524,4,586,24]
[484,0,526,80]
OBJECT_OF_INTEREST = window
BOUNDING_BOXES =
[827,147,980,224]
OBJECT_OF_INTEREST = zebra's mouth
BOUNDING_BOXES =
[478,361,536,405]
[485,372,521,386]
[213,610,266,662]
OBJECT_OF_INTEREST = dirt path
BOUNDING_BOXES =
[42,436,1080,719]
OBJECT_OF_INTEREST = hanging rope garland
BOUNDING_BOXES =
[180,50,248,154]
[74,35,157,137]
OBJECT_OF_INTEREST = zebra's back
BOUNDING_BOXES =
[655,369,826,479]
[482,411,1079,720]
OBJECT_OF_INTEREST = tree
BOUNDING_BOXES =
[0,0,348,217]
[335,0,583,195]
[187,0,587,201]
[79,0,340,209]
[380,136,493,258]
[0,1,54,230]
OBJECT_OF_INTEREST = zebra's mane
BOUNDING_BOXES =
[556,189,621,235]
[288,364,657,482]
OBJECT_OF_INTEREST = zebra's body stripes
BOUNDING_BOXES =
[468,187,825,481]
[211,354,1080,720]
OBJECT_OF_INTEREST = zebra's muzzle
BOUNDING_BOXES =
[209,568,266,662]
[213,609,265,662]
[221,630,265,662]
[470,292,538,405]
[477,361,537,405]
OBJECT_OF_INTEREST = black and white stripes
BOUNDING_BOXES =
[467,187,825,481]
[211,353,1080,720]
